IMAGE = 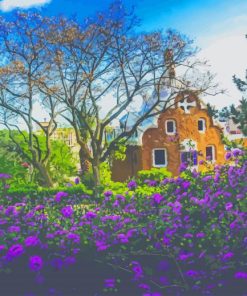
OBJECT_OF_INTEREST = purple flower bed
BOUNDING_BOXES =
[0,149,246,295]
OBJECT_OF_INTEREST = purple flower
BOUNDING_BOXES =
[196,232,205,238]
[8,226,21,233]
[24,236,40,247]
[173,201,182,214]
[29,255,43,272]
[234,272,247,280]
[202,176,212,182]
[35,205,45,212]
[181,181,190,190]
[225,202,233,211]
[179,162,188,172]
[95,240,110,251]
[183,233,193,238]
[104,191,113,198]
[117,233,129,244]
[159,276,169,285]
[222,252,234,261]
[152,193,163,204]
[55,191,68,202]
[85,211,97,220]
[8,244,24,258]
[145,180,157,187]
[64,256,76,266]
[131,261,143,279]
[232,148,243,157]
[51,258,63,270]
[116,194,125,202]
[138,283,150,290]
[67,233,80,244]
[0,245,6,251]
[74,177,80,185]
[127,180,137,190]
[225,152,232,160]
[61,206,73,218]
[178,251,193,261]
[186,270,199,278]
[0,173,11,179]
[104,278,115,288]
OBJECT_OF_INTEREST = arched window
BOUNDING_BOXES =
[152,148,167,167]
[198,118,206,132]
[165,119,176,135]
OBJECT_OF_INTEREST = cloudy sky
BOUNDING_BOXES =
[0,0,247,110]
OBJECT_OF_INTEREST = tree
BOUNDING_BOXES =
[38,2,218,191]
[0,129,77,185]
[0,12,62,187]
[233,73,247,135]
[229,99,247,136]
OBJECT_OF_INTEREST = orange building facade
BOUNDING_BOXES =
[111,91,226,181]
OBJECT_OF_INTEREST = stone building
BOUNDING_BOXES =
[111,91,227,181]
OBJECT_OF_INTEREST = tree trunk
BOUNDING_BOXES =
[79,148,90,176]
[92,158,101,198]
[35,162,53,188]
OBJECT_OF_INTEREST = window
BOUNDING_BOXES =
[166,120,176,135]
[198,118,206,132]
[153,149,167,167]
[206,146,216,161]
[181,151,198,165]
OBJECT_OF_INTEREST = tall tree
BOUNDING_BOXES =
[39,2,218,190]
[233,68,247,135]
[0,12,62,187]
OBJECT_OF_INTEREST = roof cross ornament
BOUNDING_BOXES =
[178,95,196,114]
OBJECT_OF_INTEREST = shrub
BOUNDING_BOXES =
[137,167,172,182]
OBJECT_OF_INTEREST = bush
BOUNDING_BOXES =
[137,167,172,182]
[0,148,246,295]
[6,183,92,199]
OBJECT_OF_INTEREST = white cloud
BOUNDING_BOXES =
[0,0,51,12]
[197,18,247,109]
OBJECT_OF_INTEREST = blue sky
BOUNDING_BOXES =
[1,0,247,108]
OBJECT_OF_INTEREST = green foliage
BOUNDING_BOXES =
[206,103,218,119]
[48,139,78,185]
[0,130,77,185]
[81,162,112,189]
[137,167,172,182]
[0,130,29,184]
[112,141,127,161]
[7,183,92,198]
[230,99,247,136]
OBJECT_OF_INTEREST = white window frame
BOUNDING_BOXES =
[152,148,167,167]
[206,145,216,162]
[198,118,206,133]
[165,119,176,135]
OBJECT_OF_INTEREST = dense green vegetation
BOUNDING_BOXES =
[0,148,246,295]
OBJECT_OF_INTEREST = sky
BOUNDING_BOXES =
[0,0,247,112]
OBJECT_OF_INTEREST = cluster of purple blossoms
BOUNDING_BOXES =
[55,191,68,203]
[29,256,43,272]
[7,244,24,258]
[104,278,116,288]
[61,206,73,218]
[127,180,137,190]
[24,236,40,247]
[131,261,143,280]
[152,193,163,204]
[0,173,11,179]
[67,233,80,244]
